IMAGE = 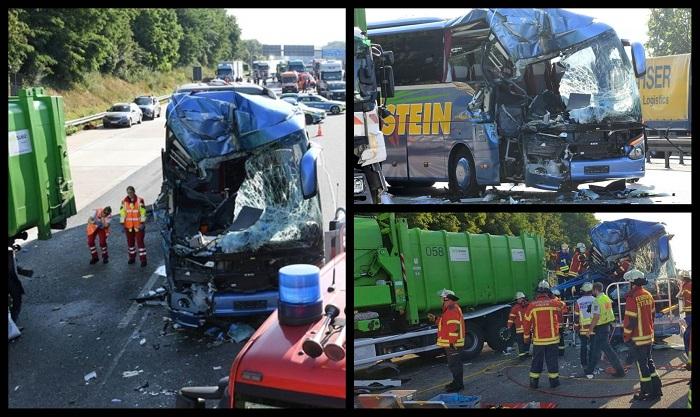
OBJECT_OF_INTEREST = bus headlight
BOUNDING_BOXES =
[628,146,644,160]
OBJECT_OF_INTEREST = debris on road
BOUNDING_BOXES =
[82,274,94,279]
[8,313,22,340]
[134,382,149,391]
[155,265,167,276]
[139,338,146,346]
[213,366,222,370]
[111,399,122,403]
[122,370,144,378]
[14,386,20,392]
[84,371,97,383]
[227,323,255,343]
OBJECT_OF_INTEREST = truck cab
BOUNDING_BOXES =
[318,60,343,94]
[156,82,323,328]
[281,71,299,93]
[176,214,346,408]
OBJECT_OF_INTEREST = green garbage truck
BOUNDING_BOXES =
[8,88,77,321]
[354,214,546,371]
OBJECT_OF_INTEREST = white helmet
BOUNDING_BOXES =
[561,243,569,250]
[576,243,586,251]
[552,289,561,296]
[438,288,456,298]
[515,291,526,300]
[581,282,593,292]
[537,280,550,291]
[679,270,691,280]
[623,269,646,283]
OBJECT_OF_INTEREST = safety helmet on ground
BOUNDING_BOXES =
[537,280,551,292]
[552,289,561,296]
[576,243,586,251]
[623,269,646,284]
[581,282,593,292]
[515,291,526,300]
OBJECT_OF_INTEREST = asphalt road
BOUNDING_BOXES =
[8,90,346,408]
[354,334,691,408]
[385,157,692,205]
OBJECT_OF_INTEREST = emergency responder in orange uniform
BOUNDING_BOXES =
[677,270,692,356]
[87,206,112,264]
[428,289,466,393]
[523,280,561,389]
[573,282,596,370]
[551,289,569,356]
[120,186,147,267]
[508,292,530,359]
[622,269,662,401]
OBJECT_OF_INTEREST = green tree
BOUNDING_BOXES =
[646,8,691,56]
[175,9,241,67]
[132,9,183,71]
[237,39,263,65]
[8,9,34,74]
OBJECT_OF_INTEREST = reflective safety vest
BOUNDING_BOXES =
[436,303,466,348]
[591,293,616,326]
[556,250,571,276]
[623,286,655,346]
[120,196,146,231]
[86,208,111,236]
[508,302,528,334]
[574,295,596,336]
[523,294,560,345]
[680,282,692,313]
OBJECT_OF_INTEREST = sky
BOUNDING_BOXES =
[595,213,691,270]
[366,8,651,45]
[226,9,345,47]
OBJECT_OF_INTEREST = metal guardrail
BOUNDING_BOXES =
[64,94,170,128]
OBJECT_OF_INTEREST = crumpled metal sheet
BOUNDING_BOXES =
[589,219,667,261]
[166,90,305,162]
[449,8,613,66]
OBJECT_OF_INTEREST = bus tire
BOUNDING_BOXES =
[460,322,485,361]
[448,148,480,197]
[485,310,514,353]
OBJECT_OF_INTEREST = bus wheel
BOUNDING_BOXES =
[449,148,479,197]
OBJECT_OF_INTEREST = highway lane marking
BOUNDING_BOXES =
[117,270,162,329]
[99,309,151,390]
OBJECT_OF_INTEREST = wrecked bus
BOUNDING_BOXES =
[368,8,648,196]
[155,83,325,328]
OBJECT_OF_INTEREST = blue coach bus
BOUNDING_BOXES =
[368,9,649,196]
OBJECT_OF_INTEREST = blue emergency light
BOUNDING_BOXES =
[278,264,323,326]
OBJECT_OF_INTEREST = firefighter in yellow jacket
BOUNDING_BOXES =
[120,186,147,267]
[428,289,466,393]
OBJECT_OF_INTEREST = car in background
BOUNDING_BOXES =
[103,103,142,128]
[322,81,345,101]
[296,93,345,115]
[281,96,326,125]
[134,96,161,120]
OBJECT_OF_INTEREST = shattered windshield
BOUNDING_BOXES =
[218,131,323,253]
[558,32,641,124]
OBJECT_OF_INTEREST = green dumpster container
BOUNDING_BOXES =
[8,87,76,240]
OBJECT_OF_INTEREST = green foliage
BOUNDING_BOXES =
[401,213,599,249]
[8,8,243,88]
[646,8,692,56]
[237,39,263,64]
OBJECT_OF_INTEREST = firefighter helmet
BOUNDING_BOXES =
[537,280,551,292]
[576,242,586,251]
[515,291,526,300]
[552,289,561,296]
[623,269,646,284]
[561,243,569,250]
[679,270,691,280]
[581,282,593,292]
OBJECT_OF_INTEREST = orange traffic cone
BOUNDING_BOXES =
[315,123,323,137]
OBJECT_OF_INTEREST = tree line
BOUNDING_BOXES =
[8,8,244,87]
[396,212,600,250]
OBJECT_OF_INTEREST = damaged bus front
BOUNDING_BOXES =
[155,88,324,327]
[370,8,648,195]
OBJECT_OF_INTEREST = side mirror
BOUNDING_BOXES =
[300,146,321,199]
[630,42,647,78]
[382,50,394,66]
[658,234,670,263]
[380,66,395,98]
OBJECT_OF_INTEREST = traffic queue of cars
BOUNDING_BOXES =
[103,95,161,128]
